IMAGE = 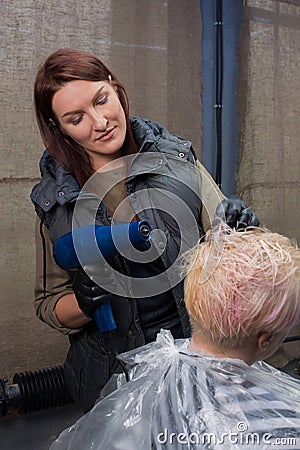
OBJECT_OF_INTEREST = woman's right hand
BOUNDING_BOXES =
[73,268,112,318]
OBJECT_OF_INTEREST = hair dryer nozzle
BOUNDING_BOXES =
[54,220,152,270]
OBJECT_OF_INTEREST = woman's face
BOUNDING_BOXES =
[52,79,127,169]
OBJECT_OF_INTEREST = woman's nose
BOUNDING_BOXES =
[92,112,108,132]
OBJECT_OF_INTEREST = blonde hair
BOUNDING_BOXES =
[183,224,300,348]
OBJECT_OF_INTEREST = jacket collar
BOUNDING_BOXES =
[128,116,193,178]
[130,116,192,154]
[31,150,80,210]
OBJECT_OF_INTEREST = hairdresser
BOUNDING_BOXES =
[31,48,259,412]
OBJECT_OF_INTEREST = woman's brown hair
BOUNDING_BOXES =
[34,48,137,186]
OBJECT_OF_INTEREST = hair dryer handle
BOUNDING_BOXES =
[93,300,117,332]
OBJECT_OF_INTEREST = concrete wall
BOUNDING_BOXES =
[0,0,202,381]
[236,0,300,367]
[237,1,300,245]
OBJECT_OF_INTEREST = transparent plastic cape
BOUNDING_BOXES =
[50,330,300,450]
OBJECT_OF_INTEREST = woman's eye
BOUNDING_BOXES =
[71,116,83,126]
[96,96,108,106]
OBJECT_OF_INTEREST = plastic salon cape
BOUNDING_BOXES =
[50,330,300,450]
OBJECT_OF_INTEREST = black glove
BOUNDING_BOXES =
[73,267,112,318]
[213,197,260,230]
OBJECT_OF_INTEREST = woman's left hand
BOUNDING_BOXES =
[213,197,260,230]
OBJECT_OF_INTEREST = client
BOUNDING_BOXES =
[51,223,300,449]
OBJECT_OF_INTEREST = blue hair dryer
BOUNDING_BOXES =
[54,221,152,332]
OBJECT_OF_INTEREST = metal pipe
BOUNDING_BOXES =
[215,0,223,188]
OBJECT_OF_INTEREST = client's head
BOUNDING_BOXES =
[183,224,300,363]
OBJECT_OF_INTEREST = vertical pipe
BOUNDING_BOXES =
[221,1,244,196]
[200,0,244,196]
[215,0,223,188]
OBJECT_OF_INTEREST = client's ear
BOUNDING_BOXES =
[255,331,274,360]
[257,332,272,351]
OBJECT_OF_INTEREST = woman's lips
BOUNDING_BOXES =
[95,126,116,142]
